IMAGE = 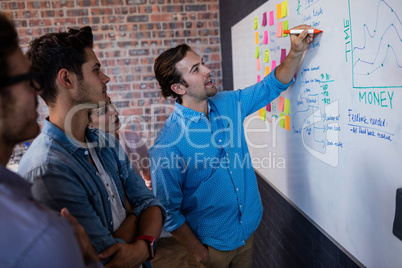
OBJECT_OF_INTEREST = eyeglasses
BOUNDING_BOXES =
[0,71,43,92]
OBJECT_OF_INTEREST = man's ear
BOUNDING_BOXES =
[57,69,74,89]
[171,83,186,96]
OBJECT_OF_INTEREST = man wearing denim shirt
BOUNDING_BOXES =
[18,26,165,268]
[149,25,317,267]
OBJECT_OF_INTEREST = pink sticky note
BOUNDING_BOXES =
[280,48,287,63]
[269,11,274,26]
[271,60,277,70]
[279,96,285,112]
[262,12,267,26]
[257,74,261,83]
[263,31,268,44]
[256,58,260,71]
[277,21,283,37]
[266,103,271,112]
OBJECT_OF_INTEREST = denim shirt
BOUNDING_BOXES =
[149,69,293,250]
[18,120,166,254]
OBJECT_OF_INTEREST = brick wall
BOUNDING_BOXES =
[1,0,222,146]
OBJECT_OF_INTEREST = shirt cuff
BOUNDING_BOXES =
[266,66,295,90]
[163,214,186,233]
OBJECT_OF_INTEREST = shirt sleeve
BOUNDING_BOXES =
[148,145,186,232]
[24,164,121,254]
[235,67,294,120]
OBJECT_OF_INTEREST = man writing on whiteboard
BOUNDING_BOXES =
[149,25,317,268]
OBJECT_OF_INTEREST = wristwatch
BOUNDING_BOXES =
[135,235,156,260]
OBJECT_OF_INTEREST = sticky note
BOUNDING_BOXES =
[281,1,288,18]
[272,60,277,70]
[269,11,274,26]
[263,31,268,44]
[277,21,283,37]
[256,58,260,71]
[264,50,269,63]
[255,46,259,58]
[280,48,286,63]
[282,20,288,37]
[279,96,284,112]
[279,113,285,128]
[255,32,259,44]
[266,103,271,112]
[264,66,270,77]
[259,108,266,121]
[277,3,282,19]
[262,12,267,26]
[285,114,290,131]
[254,17,258,30]
[284,98,290,114]
[257,74,261,82]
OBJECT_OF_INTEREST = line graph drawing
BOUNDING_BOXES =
[350,0,402,88]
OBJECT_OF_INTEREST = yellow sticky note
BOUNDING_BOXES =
[281,1,288,18]
[284,98,290,114]
[277,3,282,19]
[277,21,283,37]
[264,66,270,77]
[255,46,259,58]
[282,20,288,37]
[255,32,259,44]
[264,49,269,63]
[259,108,266,121]
[256,58,261,71]
[279,113,285,128]
[254,17,258,30]
[285,114,290,131]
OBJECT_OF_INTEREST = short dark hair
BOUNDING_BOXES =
[154,44,192,102]
[27,26,94,106]
[0,13,19,93]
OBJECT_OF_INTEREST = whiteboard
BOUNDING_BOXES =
[231,0,402,267]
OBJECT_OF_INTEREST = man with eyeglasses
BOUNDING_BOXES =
[0,13,102,267]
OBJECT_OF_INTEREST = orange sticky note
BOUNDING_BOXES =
[256,58,260,71]
[285,114,290,131]
[277,21,283,37]
[279,113,285,128]
[264,66,270,77]
[255,32,259,44]
[281,1,288,18]
[277,3,282,19]
[279,96,284,112]
[259,108,266,121]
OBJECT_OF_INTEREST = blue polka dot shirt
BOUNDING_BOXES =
[149,69,293,250]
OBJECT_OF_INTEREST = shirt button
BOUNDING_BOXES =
[108,197,110,201]
[84,151,88,155]
[236,188,239,191]
[240,205,242,208]
[110,221,113,225]
[219,139,222,142]
[240,221,243,224]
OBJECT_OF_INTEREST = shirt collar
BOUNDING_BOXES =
[41,118,102,154]
[174,99,214,123]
